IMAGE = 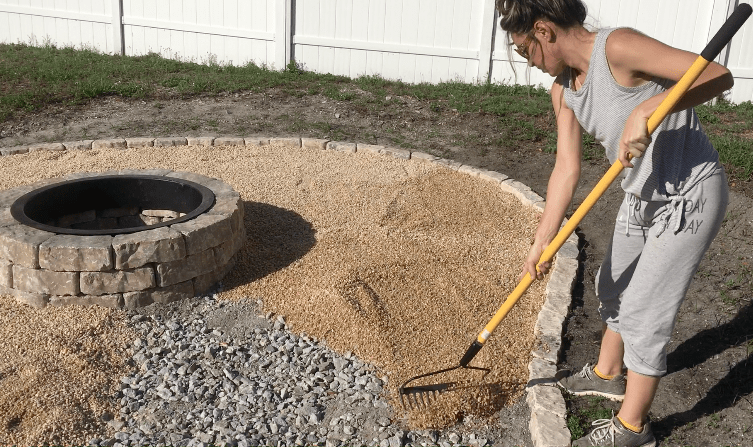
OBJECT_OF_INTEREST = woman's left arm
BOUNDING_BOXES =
[606,29,734,166]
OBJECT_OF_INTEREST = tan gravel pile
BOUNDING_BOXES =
[0,143,547,438]
[0,295,136,445]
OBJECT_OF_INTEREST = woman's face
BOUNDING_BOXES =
[511,29,566,77]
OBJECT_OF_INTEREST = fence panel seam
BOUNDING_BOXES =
[113,0,124,55]
[477,0,497,83]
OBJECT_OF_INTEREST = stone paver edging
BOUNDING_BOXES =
[0,136,576,447]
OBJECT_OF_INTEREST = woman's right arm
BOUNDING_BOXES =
[521,78,583,280]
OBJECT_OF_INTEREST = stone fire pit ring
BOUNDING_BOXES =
[0,169,245,310]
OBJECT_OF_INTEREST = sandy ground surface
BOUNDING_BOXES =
[0,143,547,445]
[0,297,135,445]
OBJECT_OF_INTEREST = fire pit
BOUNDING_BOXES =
[11,174,216,235]
[0,170,245,309]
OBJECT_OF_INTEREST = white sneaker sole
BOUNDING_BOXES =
[558,385,625,402]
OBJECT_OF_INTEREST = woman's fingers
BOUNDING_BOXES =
[519,261,537,281]
[630,135,652,157]
[619,112,652,168]
[619,135,651,168]
[519,260,550,281]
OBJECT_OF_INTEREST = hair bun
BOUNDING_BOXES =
[497,0,587,34]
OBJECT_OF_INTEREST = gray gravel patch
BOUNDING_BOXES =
[88,287,531,447]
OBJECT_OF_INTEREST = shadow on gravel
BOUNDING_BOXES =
[654,301,753,437]
[229,201,317,284]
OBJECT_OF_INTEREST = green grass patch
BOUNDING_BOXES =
[322,85,357,102]
[698,100,753,124]
[697,100,753,180]
[0,42,331,120]
[543,131,604,160]
[565,395,614,441]
[710,134,753,180]
[1,42,751,179]
[581,133,605,161]
[0,41,548,120]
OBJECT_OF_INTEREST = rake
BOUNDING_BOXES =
[398,3,752,410]
[399,356,491,410]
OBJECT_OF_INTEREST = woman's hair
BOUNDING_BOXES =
[496,0,587,34]
[496,0,587,84]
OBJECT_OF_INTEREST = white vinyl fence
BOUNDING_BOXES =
[1,0,752,103]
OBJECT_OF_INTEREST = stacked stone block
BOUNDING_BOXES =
[0,170,245,309]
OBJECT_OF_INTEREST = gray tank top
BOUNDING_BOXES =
[562,28,721,201]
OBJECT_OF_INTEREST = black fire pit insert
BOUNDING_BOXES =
[10,175,216,236]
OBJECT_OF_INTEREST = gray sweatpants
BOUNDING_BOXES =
[595,170,729,377]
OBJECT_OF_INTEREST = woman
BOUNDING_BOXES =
[496,1,733,446]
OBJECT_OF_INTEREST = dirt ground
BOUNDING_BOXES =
[1,88,752,446]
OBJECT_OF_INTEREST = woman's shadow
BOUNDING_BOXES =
[229,201,317,284]
[653,300,753,438]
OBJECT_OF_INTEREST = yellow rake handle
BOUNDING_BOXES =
[463,4,752,358]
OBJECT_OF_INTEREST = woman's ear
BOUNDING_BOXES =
[534,20,557,43]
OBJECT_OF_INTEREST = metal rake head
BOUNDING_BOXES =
[398,364,491,410]
[399,382,455,410]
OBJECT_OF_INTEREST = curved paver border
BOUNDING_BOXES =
[0,136,577,447]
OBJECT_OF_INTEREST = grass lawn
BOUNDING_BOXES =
[0,41,750,180]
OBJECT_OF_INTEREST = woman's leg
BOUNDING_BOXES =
[616,172,729,427]
[594,194,647,377]
[598,329,659,429]
[557,195,647,400]
[619,370,660,429]
[597,326,625,377]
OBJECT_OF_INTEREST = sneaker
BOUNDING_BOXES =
[557,363,626,401]
[572,415,657,447]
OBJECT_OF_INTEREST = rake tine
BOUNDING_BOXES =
[398,362,492,412]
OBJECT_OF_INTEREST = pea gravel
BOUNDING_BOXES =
[0,143,547,445]
[97,293,500,447]
[0,294,135,445]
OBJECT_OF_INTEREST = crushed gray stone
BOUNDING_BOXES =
[90,290,513,447]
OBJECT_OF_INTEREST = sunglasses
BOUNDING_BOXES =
[514,32,535,60]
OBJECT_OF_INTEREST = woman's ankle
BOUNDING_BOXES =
[594,363,622,379]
